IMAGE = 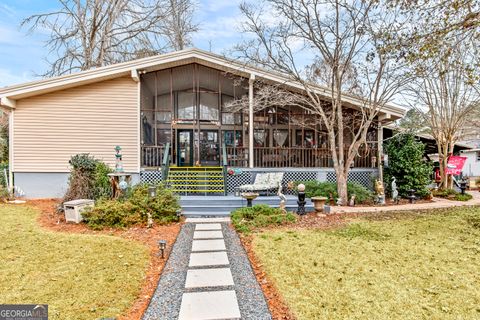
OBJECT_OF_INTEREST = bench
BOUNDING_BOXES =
[238,172,284,195]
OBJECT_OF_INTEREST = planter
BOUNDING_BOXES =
[311,196,328,213]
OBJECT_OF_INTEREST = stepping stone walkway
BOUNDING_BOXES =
[143,218,271,320]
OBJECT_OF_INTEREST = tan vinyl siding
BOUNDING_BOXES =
[13,77,138,172]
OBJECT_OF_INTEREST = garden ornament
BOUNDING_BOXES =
[349,194,356,207]
[277,183,287,213]
[375,179,386,205]
[114,145,124,173]
[391,177,399,204]
[336,198,343,206]
[297,184,306,215]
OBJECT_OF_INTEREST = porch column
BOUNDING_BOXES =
[377,121,383,183]
[248,74,255,168]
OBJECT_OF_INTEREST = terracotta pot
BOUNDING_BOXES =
[311,196,328,213]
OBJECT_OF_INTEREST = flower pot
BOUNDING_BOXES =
[311,196,328,213]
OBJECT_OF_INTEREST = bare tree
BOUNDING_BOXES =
[22,0,198,76]
[407,42,480,189]
[233,0,408,203]
[162,0,199,50]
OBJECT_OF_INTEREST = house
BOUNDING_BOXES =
[0,48,404,198]
[460,149,480,178]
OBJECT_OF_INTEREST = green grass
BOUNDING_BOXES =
[0,205,149,319]
[253,207,480,319]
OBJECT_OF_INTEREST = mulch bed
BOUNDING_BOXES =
[29,199,182,320]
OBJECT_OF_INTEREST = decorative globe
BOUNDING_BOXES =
[297,183,306,192]
[119,180,128,190]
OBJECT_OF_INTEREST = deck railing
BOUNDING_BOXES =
[142,145,376,168]
[225,146,376,168]
[142,145,165,168]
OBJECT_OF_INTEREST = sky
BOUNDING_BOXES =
[0,0,246,87]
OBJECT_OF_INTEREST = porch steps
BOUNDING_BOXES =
[167,166,225,195]
[180,195,314,217]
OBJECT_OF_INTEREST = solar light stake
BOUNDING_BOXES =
[158,240,167,259]
[149,186,157,198]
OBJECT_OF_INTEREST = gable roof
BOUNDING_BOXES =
[0,48,405,119]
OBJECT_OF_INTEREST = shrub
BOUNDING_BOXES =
[231,204,296,233]
[82,184,180,229]
[297,181,373,204]
[432,189,473,201]
[384,133,433,198]
[63,154,113,202]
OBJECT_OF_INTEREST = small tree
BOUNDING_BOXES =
[384,133,432,198]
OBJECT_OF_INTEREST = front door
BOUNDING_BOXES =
[177,130,193,166]
[199,130,220,166]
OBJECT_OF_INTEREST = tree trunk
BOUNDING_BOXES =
[336,168,348,205]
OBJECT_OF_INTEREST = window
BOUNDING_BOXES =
[254,129,269,147]
[477,151,480,161]
[177,92,195,120]
[221,95,242,125]
[141,112,155,145]
[223,130,243,147]
[199,92,219,121]
[156,94,171,123]
[273,129,289,147]
[156,129,171,146]
[296,130,315,147]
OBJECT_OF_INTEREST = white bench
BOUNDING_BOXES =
[238,172,284,195]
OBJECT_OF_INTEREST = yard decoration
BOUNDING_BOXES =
[391,177,399,204]
[348,194,356,206]
[241,192,259,207]
[297,183,306,215]
[311,196,328,213]
[108,146,132,198]
[375,179,385,205]
[277,184,287,213]
[407,189,417,203]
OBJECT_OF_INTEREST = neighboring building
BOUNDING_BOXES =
[0,48,404,198]
[460,149,480,178]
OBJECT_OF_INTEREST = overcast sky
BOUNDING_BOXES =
[0,0,245,87]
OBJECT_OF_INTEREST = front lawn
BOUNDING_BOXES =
[253,207,480,319]
[0,204,149,319]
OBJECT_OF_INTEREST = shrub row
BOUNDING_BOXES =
[82,184,181,229]
[231,204,296,233]
[432,189,473,201]
[297,181,373,204]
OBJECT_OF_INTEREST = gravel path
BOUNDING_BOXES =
[142,223,194,320]
[222,223,272,320]
[142,219,271,320]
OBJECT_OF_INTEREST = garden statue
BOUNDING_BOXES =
[114,145,124,173]
[336,198,343,206]
[375,179,386,205]
[278,183,287,213]
[109,145,132,198]
[349,194,356,207]
[329,192,335,205]
[391,177,399,204]
[297,183,306,215]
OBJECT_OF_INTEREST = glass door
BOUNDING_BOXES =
[199,130,219,166]
[177,130,193,166]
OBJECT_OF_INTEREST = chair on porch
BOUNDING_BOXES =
[238,172,284,196]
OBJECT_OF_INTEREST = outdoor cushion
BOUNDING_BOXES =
[239,172,284,192]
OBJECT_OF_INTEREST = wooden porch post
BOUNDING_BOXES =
[377,121,383,183]
[249,74,255,168]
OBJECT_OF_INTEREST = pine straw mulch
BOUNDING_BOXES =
[29,199,182,320]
